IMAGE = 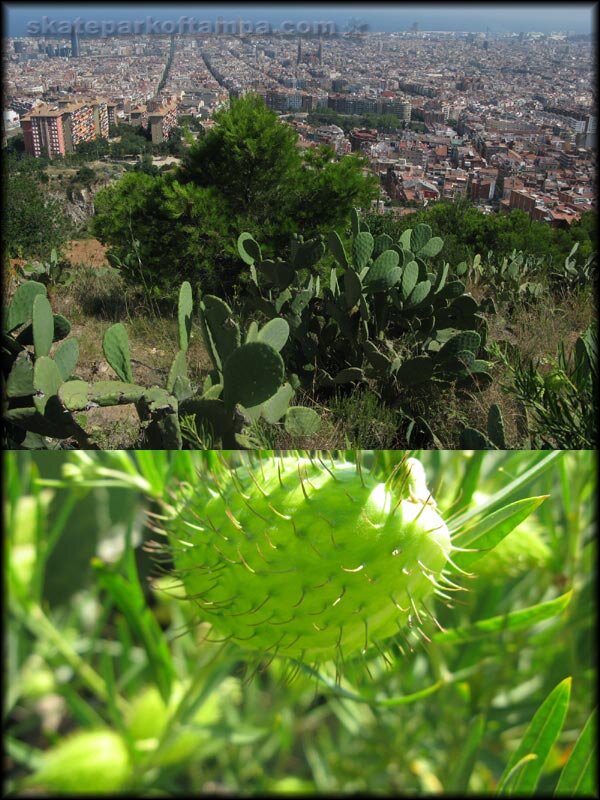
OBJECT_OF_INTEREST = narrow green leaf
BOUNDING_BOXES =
[446,714,486,792]
[58,680,108,729]
[554,708,597,796]
[450,451,485,513]
[497,677,572,795]
[5,736,44,771]
[92,558,174,704]
[434,592,572,645]
[133,452,166,497]
[450,496,549,571]
[497,754,538,794]
[99,649,132,745]
[448,452,564,531]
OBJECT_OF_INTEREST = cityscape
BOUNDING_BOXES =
[3,6,596,226]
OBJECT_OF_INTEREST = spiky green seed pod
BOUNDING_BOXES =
[26,729,131,794]
[162,456,452,664]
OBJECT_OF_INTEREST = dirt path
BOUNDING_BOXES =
[8,239,110,272]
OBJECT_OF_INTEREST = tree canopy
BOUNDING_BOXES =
[178,94,378,239]
[4,172,72,261]
[366,200,597,270]
[92,94,379,294]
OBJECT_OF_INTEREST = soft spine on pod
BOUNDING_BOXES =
[161,455,454,663]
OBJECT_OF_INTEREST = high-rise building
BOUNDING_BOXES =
[71,24,80,57]
[21,106,67,157]
[106,103,118,128]
[21,100,105,157]
[148,99,178,144]
[89,99,109,139]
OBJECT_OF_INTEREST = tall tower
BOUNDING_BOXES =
[297,37,302,64]
[70,24,80,57]
[317,37,322,64]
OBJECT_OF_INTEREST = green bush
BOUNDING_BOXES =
[92,94,378,296]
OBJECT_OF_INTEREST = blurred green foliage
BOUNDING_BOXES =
[4,450,596,796]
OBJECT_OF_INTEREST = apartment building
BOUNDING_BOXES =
[21,99,108,157]
[67,103,96,148]
[106,102,117,128]
[148,99,178,144]
[349,128,378,152]
[91,100,109,139]
[21,105,66,157]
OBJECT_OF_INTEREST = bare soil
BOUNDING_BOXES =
[64,239,109,268]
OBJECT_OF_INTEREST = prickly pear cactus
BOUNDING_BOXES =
[161,454,454,664]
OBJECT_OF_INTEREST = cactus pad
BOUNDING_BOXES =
[365,251,401,292]
[283,407,320,436]
[419,237,444,258]
[237,233,262,266]
[59,380,92,411]
[53,338,79,381]
[199,295,241,371]
[6,354,35,398]
[102,323,133,383]
[222,342,284,408]
[177,282,193,352]
[328,230,349,269]
[401,261,419,300]
[344,268,363,308]
[352,232,374,270]
[32,294,54,358]
[410,224,433,255]
[256,318,289,353]
[4,281,46,333]
[33,356,63,413]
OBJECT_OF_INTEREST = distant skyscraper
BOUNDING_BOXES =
[71,24,80,57]
[317,38,322,64]
[297,37,302,64]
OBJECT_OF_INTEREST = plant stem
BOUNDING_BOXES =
[10,599,129,715]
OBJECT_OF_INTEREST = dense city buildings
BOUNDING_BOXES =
[3,27,596,223]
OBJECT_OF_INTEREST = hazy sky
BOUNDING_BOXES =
[4,3,597,36]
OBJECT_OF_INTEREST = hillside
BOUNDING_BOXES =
[3,97,597,450]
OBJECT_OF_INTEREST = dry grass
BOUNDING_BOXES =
[508,290,595,366]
